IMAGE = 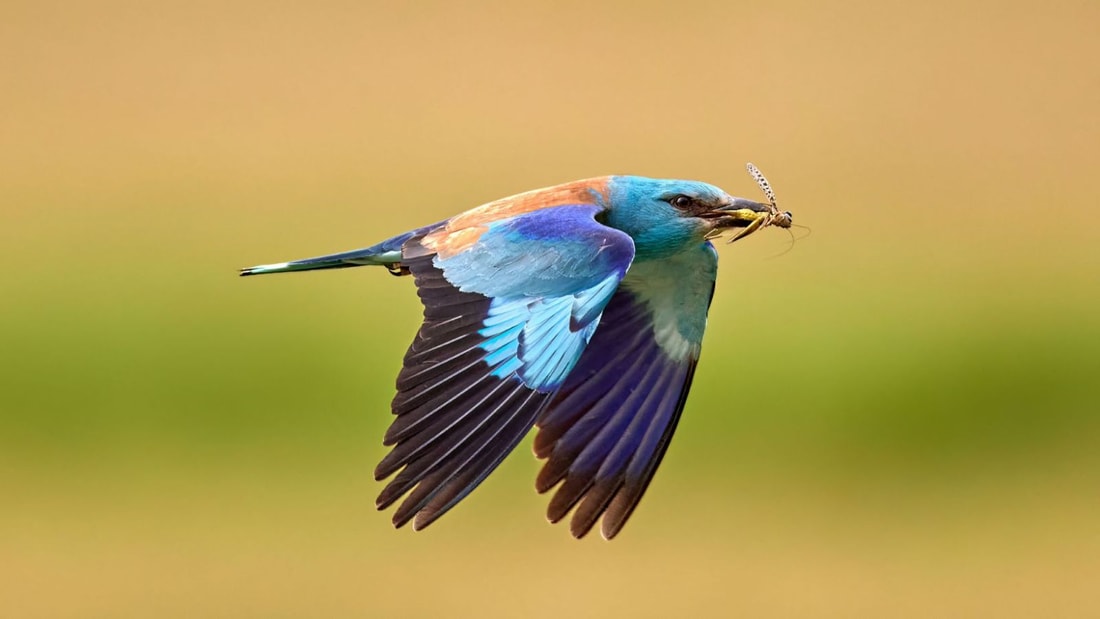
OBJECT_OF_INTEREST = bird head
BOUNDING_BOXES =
[604,176,786,259]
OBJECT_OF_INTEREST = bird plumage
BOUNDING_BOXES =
[241,173,786,539]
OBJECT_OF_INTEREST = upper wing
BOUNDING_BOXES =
[375,204,635,530]
[533,242,718,539]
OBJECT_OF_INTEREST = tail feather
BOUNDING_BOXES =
[239,247,400,276]
[239,221,444,277]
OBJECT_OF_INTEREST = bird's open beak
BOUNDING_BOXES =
[710,197,774,229]
[704,197,793,243]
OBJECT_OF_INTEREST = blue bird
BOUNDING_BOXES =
[242,168,792,539]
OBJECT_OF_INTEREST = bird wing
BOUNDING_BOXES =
[375,203,636,530]
[533,242,719,539]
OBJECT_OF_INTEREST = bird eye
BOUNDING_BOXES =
[670,195,694,209]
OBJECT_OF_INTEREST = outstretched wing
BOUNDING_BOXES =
[375,204,635,530]
[533,242,718,539]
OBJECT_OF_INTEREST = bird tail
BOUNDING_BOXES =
[239,247,402,276]
[240,223,445,277]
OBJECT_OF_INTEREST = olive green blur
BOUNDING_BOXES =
[3,1,1098,617]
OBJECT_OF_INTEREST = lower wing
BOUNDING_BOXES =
[533,243,719,539]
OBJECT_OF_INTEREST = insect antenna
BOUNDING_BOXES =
[789,223,813,241]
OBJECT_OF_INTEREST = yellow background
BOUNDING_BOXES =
[3,1,1098,616]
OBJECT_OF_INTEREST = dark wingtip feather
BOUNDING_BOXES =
[545,475,593,524]
[375,480,405,511]
[599,491,638,540]
[569,481,620,539]
[534,456,570,494]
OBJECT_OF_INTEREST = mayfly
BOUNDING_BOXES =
[727,162,793,243]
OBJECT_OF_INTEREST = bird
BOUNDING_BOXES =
[241,166,792,539]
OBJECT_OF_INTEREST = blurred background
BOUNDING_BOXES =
[3,1,1098,617]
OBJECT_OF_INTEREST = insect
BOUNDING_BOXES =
[727,162,793,243]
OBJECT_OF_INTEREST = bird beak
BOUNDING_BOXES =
[710,197,774,228]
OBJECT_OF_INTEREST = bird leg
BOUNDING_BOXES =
[386,263,412,277]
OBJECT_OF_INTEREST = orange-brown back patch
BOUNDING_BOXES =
[423,177,611,259]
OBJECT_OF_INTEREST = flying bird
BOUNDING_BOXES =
[241,165,792,539]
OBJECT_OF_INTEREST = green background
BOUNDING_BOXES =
[3,1,1098,616]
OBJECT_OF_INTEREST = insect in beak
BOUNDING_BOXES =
[722,163,793,244]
